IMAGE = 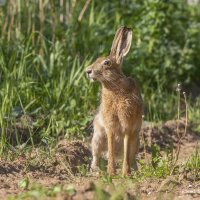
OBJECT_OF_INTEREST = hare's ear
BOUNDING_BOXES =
[110,27,133,64]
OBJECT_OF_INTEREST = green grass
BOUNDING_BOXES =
[185,146,200,180]
[0,0,200,152]
[0,36,99,152]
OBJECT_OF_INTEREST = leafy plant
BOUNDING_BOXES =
[0,0,200,152]
[18,177,30,190]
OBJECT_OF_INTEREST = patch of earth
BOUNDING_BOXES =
[0,140,91,199]
[139,118,199,162]
[0,118,199,200]
[138,177,200,200]
[2,114,43,145]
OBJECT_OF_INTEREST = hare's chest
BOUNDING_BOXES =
[101,97,135,134]
[102,94,134,118]
[102,98,118,117]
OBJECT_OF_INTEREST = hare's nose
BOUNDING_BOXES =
[86,69,92,75]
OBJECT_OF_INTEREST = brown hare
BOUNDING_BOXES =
[86,27,143,176]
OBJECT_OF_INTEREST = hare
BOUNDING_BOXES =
[85,27,143,176]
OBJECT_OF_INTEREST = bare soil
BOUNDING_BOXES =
[0,119,200,200]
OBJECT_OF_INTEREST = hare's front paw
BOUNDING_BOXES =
[90,164,100,176]
[90,164,100,171]
[122,165,131,176]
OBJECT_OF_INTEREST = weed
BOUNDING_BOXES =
[101,172,113,184]
[185,145,200,181]
[18,177,30,190]
[77,163,89,176]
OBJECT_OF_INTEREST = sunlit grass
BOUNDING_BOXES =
[0,0,199,155]
[0,36,99,153]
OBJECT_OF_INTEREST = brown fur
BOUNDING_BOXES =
[86,27,143,175]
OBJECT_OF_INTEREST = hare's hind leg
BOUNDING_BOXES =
[91,121,106,171]
[129,132,139,171]
[122,132,139,175]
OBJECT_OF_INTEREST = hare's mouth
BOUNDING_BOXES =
[87,74,97,81]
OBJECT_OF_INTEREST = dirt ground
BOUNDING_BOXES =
[0,119,200,200]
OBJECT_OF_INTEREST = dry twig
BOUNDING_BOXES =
[170,88,188,175]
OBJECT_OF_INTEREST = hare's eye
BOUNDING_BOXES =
[103,60,111,66]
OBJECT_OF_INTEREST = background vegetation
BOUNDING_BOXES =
[0,0,200,152]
